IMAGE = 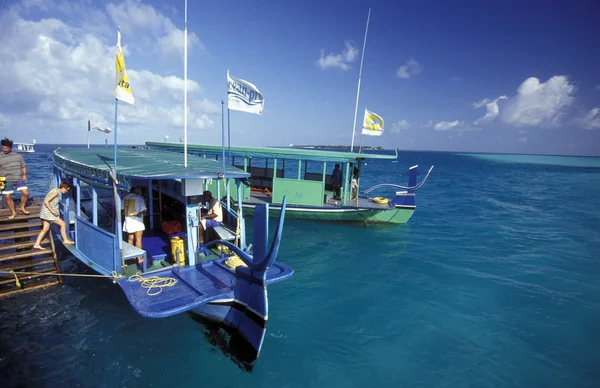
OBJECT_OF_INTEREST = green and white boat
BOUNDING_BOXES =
[146,142,433,224]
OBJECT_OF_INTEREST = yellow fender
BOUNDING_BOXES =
[371,197,389,204]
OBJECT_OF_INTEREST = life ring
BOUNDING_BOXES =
[372,197,389,204]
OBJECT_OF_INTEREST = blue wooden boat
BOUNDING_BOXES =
[146,142,434,224]
[51,146,293,359]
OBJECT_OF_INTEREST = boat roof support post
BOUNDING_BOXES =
[237,181,245,248]
[148,181,154,230]
[185,199,198,267]
[92,187,98,226]
[226,177,231,211]
[74,177,81,218]
[297,159,302,180]
[53,167,59,188]
[216,178,221,204]
[343,162,351,202]
[110,169,124,272]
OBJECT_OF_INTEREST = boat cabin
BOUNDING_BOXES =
[146,143,398,208]
[52,147,250,276]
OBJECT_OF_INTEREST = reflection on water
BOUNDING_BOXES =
[188,313,256,373]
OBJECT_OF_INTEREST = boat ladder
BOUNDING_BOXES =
[0,198,62,297]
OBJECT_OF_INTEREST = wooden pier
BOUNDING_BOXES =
[0,198,61,297]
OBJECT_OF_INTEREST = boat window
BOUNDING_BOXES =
[303,160,325,180]
[284,160,299,179]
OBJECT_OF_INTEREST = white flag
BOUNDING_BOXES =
[361,109,384,136]
[227,70,264,115]
[114,30,135,105]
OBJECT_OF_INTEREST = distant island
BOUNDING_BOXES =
[290,145,384,151]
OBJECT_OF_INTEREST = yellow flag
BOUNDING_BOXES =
[361,109,384,136]
[114,30,135,105]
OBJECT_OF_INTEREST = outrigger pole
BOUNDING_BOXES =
[350,8,371,153]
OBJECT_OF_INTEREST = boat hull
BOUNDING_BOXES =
[240,203,414,224]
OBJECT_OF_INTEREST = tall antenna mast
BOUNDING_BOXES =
[350,8,371,152]
[183,0,188,167]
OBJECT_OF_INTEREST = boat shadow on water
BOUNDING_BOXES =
[188,312,258,372]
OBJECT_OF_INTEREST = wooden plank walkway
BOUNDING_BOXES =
[0,197,62,297]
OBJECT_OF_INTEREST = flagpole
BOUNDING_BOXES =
[183,0,188,167]
[359,108,365,154]
[350,8,371,153]
[221,100,226,173]
[227,107,231,162]
[87,119,91,149]
[114,98,119,171]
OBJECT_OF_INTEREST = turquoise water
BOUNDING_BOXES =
[1,146,600,387]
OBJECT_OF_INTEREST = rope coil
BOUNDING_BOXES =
[127,272,178,296]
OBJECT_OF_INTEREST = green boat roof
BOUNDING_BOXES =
[54,147,250,184]
[146,142,398,163]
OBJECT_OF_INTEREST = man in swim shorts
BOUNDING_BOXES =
[0,138,29,219]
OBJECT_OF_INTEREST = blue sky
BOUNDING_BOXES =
[0,0,599,155]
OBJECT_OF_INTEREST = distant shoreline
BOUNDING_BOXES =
[291,145,383,151]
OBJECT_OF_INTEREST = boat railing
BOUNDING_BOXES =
[73,214,120,275]
[271,178,324,206]
[304,172,335,192]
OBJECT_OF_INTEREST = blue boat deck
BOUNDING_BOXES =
[117,258,293,318]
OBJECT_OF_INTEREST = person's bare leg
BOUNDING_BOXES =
[198,224,205,243]
[133,231,143,249]
[19,189,29,214]
[56,218,74,244]
[6,193,16,219]
[134,230,144,263]
[33,221,50,249]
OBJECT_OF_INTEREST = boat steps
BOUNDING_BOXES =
[0,198,62,298]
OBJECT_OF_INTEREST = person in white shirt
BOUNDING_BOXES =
[122,187,147,260]
[199,190,222,244]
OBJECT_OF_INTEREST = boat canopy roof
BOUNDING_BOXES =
[146,142,398,163]
[54,147,250,187]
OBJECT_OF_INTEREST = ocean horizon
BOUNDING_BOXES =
[1,145,599,387]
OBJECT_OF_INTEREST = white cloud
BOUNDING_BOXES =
[317,41,359,71]
[501,76,575,126]
[432,120,463,131]
[517,137,528,143]
[106,0,203,57]
[0,1,217,144]
[473,96,507,125]
[390,120,410,133]
[472,76,575,128]
[581,107,600,130]
[396,57,422,79]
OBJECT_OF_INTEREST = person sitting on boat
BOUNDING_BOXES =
[330,164,342,200]
[122,187,147,263]
[33,181,75,249]
[199,190,223,244]
[0,138,30,219]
